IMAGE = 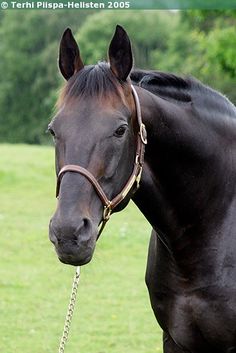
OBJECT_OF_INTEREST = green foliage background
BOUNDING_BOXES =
[0,10,235,143]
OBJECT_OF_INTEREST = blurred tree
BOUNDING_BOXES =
[183,10,236,32]
[181,10,236,102]
[182,10,236,77]
[0,10,91,143]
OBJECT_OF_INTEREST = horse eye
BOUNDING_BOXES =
[114,125,127,137]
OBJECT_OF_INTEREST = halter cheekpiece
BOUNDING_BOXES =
[56,85,147,236]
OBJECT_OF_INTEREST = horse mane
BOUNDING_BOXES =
[131,69,192,103]
[131,69,236,118]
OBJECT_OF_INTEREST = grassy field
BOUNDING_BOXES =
[0,144,162,353]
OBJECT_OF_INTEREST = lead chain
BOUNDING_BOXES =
[58,267,81,353]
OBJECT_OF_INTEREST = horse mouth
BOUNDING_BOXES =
[58,253,92,266]
[53,238,96,266]
[55,244,95,266]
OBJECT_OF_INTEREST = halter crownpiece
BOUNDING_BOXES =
[56,85,147,236]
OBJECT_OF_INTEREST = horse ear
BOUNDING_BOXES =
[59,28,84,80]
[108,25,133,82]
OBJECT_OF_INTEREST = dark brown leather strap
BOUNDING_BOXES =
[56,85,147,233]
[57,165,111,207]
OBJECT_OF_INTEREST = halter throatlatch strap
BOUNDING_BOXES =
[56,85,147,236]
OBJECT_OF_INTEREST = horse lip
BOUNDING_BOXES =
[58,254,92,266]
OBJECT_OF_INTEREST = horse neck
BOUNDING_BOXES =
[132,86,235,256]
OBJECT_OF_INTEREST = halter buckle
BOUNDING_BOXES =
[135,166,143,189]
[103,203,112,221]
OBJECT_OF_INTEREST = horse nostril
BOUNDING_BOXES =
[75,218,92,236]
[83,218,89,230]
[49,217,93,247]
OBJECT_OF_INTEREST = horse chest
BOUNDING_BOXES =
[150,284,236,352]
[146,232,236,351]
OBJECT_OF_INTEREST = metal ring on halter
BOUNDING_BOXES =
[140,123,148,145]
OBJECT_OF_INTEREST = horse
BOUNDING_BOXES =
[48,25,236,353]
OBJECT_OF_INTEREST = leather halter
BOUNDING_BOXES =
[56,85,147,236]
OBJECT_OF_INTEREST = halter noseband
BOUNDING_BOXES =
[56,85,147,236]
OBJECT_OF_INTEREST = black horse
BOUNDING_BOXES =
[49,26,236,353]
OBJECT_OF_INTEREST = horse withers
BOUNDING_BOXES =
[49,25,236,353]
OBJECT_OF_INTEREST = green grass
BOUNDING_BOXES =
[0,144,162,353]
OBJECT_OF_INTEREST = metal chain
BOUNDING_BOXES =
[58,266,81,353]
